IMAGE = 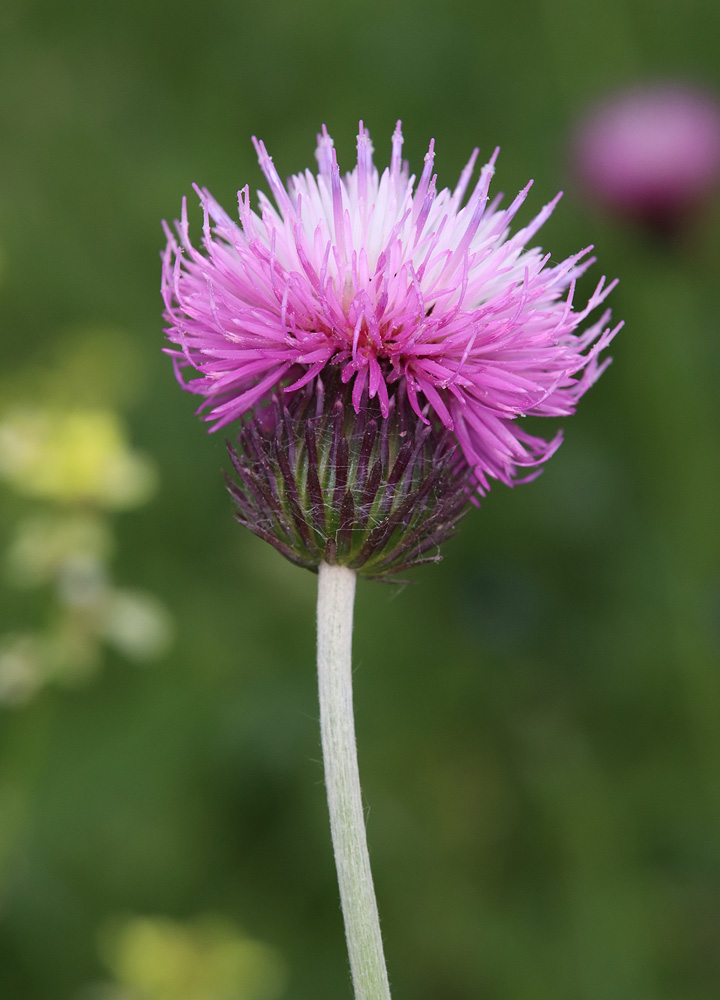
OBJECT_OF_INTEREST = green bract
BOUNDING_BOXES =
[226,373,472,579]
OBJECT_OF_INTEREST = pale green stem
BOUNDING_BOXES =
[316,561,391,1000]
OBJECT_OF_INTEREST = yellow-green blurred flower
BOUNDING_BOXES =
[5,512,113,588]
[0,408,156,509]
[97,590,173,662]
[0,624,99,705]
[98,915,286,1000]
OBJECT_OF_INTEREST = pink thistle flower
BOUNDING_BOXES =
[572,83,720,234]
[163,121,620,497]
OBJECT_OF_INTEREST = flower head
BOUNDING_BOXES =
[162,123,619,575]
[163,122,619,493]
[572,83,720,233]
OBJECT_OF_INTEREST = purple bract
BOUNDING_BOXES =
[163,122,620,496]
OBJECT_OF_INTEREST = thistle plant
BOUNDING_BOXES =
[162,121,620,999]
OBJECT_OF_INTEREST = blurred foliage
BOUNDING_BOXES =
[78,913,285,1000]
[1,1,720,999]
[0,333,172,703]
[0,408,156,507]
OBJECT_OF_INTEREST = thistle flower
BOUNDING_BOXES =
[160,123,622,1000]
[572,83,720,234]
[162,122,619,574]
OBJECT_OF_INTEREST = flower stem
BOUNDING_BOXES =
[316,561,391,1000]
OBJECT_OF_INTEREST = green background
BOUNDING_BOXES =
[2,0,720,997]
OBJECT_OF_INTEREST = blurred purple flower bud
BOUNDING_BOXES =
[573,83,720,233]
